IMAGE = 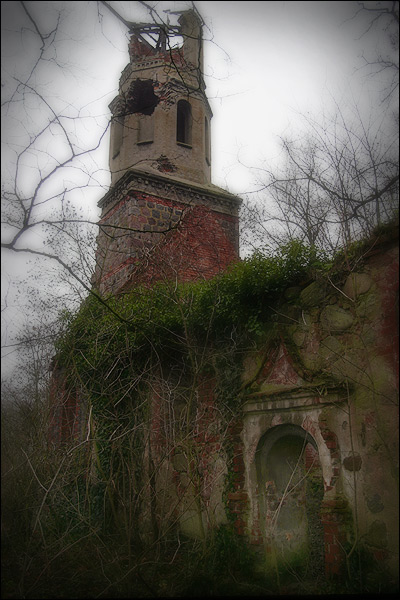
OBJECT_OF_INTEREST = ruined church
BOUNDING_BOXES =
[52,9,399,586]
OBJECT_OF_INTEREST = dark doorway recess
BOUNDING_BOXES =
[256,424,324,577]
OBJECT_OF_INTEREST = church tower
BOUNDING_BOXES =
[94,9,241,295]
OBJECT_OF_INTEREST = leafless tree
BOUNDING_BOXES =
[350,0,399,104]
[242,103,398,255]
[241,1,399,255]
[1,6,246,594]
[1,1,194,378]
[1,247,254,597]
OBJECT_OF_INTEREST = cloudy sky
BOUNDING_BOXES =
[1,1,397,377]
[197,0,383,192]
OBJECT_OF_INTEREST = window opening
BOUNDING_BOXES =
[177,99,192,146]
[256,425,324,577]
[127,80,159,116]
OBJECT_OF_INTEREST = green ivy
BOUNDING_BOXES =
[56,241,326,399]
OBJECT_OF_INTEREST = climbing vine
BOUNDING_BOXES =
[48,222,399,594]
[50,240,328,546]
[56,240,326,392]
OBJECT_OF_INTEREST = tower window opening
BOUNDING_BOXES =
[177,100,192,146]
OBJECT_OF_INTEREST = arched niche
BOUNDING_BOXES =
[256,423,324,576]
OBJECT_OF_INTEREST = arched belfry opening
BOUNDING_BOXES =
[256,424,325,577]
[176,99,192,146]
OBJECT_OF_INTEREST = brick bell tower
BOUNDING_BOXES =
[94,9,241,295]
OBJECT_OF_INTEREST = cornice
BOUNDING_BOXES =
[98,169,242,216]
[243,385,348,415]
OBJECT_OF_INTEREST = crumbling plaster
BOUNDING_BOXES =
[150,234,399,576]
[233,236,398,576]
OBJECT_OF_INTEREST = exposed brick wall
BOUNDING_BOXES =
[49,231,398,585]
[95,191,239,295]
[226,418,249,537]
[129,36,185,68]
[320,498,348,577]
[194,377,225,508]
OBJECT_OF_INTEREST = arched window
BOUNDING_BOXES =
[176,100,192,146]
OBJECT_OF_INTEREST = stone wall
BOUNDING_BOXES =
[144,233,398,581]
[52,231,398,584]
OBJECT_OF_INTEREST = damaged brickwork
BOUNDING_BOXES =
[93,171,240,295]
[93,10,241,295]
[51,228,399,585]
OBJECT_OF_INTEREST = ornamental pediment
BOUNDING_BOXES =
[242,336,346,411]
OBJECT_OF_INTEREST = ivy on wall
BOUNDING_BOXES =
[56,240,327,392]
[52,240,330,532]
[45,222,398,593]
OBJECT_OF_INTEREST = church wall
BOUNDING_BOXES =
[50,227,398,586]
[142,235,398,581]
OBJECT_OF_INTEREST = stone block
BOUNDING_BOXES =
[300,281,328,307]
[343,452,362,471]
[320,335,343,362]
[343,272,372,300]
[320,305,354,332]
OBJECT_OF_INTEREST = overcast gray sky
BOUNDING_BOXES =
[1,1,398,379]
[197,0,385,192]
